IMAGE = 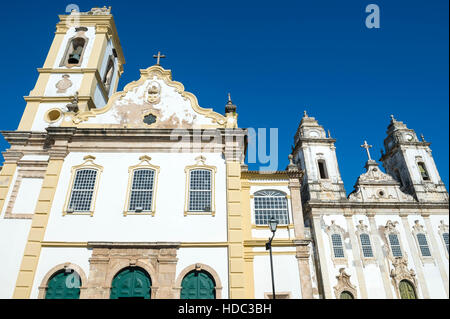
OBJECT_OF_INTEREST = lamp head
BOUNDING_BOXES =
[269,218,278,233]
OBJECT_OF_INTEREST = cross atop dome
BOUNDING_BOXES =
[153,51,166,66]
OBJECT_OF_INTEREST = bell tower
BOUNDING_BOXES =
[380,116,449,202]
[17,6,125,132]
[292,111,347,203]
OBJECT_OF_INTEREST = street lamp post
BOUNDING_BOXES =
[266,218,278,299]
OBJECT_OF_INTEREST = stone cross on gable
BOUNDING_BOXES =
[361,140,373,161]
[153,51,166,65]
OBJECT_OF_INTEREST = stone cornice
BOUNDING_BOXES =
[87,242,181,249]
[305,200,449,211]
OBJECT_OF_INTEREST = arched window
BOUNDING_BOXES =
[417,162,430,181]
[399,280,417,299]
[64,156,103,216]
[331,234,345,258]
[128,169,156,213]
[359,233,374,258]
[67,169,98,213]
[443,232,449,253]
[110,267,151,299]
[180,270,216,299]
[103,56,115,94]
[416,233,431,257]
[253,190,289,225]
[61,36,88,67]
[340,291,354,299]
[188,169,212,212]
[317,159,328,179]
[45,269,81,299]
[388,234,403,257]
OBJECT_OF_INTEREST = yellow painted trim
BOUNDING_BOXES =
[123,156,160,216]
[0,164,18,217]
[41,242,88,248]
[247,251,297,256]
[184,158,217,217]
[44,108,63,124]
[63,156,103,217]
[13,158,65,298]
[249,182,289,186]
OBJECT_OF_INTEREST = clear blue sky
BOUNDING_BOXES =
[0,0,448,194]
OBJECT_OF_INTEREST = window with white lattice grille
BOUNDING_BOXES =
[359,233,374,258]
[416,233,431,257]
[128,169,155,212]
[188,169,212,212]
[253,190,289,225]
[68,169,98,212]
[331,234,345,258]
[388,234,403,257]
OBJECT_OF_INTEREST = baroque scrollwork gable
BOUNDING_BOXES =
[333,268,357,299]
[60,65,230,129]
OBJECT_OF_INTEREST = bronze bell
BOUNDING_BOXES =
[68,53,80,64]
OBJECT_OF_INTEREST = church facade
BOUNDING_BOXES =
[0,7,448,299]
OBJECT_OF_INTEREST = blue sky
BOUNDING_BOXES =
[0,0,448,194]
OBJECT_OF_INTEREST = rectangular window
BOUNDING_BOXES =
[388,234,403,257]
[68,169,98,212]
[188,169,212,212]
[128,169,155,212]
[318,160,328,179]
[443,233,449,253]
[417,162,430,181]
[360,234,374,258]
[254,191,289,225]
[416,233,431,257]
[331,234,345,258]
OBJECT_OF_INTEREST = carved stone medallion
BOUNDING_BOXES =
[56,74,73,93]
[147,81,161,104]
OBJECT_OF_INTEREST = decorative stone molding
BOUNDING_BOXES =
[333,268,357,299]
[325,221,348,266]
[355,220,376,266]
[85,242,180,299]
[390,257,418,299]
[37,263,88,299]
[411,220,435,265]
[4,168,46,219]
[174,263,223,299]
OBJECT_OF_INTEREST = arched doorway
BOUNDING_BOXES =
[110,267,151,299]
[399,280,417,299]
[340,291,354,299]
[45,270,81,299]
[180,270,215,299]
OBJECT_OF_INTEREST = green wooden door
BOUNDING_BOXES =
[110,268,151,299]
[399,280,417,299]
[180,271,215,299]
[340,291,354,299]
[45,271,80,299]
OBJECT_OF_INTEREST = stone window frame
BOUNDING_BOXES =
[184,156,216,217]
[38,263,88,299]
[355,220,376,267]
[59,31,89,68]
[264,292,292,299]
[411,220,434,265]
[123,156,160,217]
[63,155,103,217]
[315,153,330,180]
[325,220,348,266]
[4,167,46,219]
[414,156,431,182]
[174,263,223,299]
[383,220,406,259]
[438,220,449,259]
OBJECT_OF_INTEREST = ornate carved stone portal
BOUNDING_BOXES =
[333,268,357,299]
[84,242,180,299]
